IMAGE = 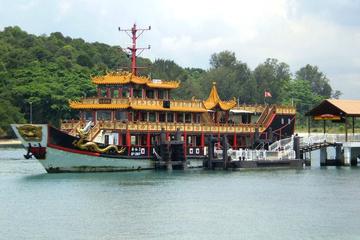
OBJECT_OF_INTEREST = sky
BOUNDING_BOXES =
[0,0,359,99]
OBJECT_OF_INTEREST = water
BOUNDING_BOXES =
[1,148,360,240]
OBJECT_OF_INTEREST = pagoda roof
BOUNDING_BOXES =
[92,72,180,89]
[203,82,236,111]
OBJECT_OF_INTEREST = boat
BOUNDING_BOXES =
[11,24,296,173]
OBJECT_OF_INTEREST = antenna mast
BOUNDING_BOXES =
[118,24,151,76]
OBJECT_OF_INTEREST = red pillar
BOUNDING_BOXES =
[183,130,187,158]
[119,87,122,98]
[97,88,101,97]
[126,129,131,156]
[130,87,133,97]
[146,132,151,157]
[92,111,96,124]
[106,87,111,98]
[217,126,220,149]
[200,132,205,148]
[118,132,122,145]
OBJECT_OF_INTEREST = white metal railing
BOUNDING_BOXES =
[268,136,293,151]
[214,148,296,161]
[299,134,360,147]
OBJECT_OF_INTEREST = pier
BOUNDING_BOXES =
[203,134,306,170]
[303,98,360,166]
[298,134,360,166]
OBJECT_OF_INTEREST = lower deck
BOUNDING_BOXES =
[61,113,296,159]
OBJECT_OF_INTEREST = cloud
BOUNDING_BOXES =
[0,0,359,98]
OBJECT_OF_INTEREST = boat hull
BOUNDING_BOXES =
[43,147,154,173]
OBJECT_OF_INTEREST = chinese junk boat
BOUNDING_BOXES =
[12,24,296,173]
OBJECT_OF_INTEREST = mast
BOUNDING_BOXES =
[118,24,151,76]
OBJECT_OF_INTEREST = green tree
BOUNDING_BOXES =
[205,51,255,103]
[295,64,332,98]
[253,58,291,103]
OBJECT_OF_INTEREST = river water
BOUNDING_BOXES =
[1,148,360,240]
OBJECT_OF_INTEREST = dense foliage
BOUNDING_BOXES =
[0,26,339,137]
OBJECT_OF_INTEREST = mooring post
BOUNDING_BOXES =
[160,128,172,170]
[175,128,187,169]
[175,128,181,141]
[320,147,327,166]
[335,144,342,164]
[293,135,300,159]
[268,127,273,142]
[207,134,214,169]
[343,146,351,166]
[254,127,260,144]
[222,135,229,170]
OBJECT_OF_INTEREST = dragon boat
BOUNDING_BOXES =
[11,24,296,173]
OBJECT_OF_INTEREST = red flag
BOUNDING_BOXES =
[264,91,272,98]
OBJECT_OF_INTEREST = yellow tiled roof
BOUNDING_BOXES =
[69,100,205,112]
[203,82,236,111]
[146,81,180,89]
[327,99,360,115]
[91,72,180,89]
[69,102,129,109]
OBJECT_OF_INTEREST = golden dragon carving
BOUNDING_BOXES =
[72,128,126,154]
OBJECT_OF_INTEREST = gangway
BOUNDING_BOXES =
[269,134,360,166]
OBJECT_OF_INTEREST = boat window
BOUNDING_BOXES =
[167,112,174,123]
[104,135,109,145]
[133,88,142,98]
[178,113,184,123]
[101,88,107,97]
[128,112,133,122]
[185,113,192,123]
[159,112,166,122]
[133,111,139,121]
[84,111,93,121]
[158,90,165,99]
[140,135,147,146]
[112,89,119,98]
[140,111,148,121]
[195,135,201,146]
[122,86,130,98]
[194,113,201,123]
[187,136,192,145]
[149,112,156,122]
[146,89,154,99]
[97,110,111,121]
[115,111,127,121]
[112,134,118,145]
[131,135,136,145]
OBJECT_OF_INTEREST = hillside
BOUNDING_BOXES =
[0,26,338,137]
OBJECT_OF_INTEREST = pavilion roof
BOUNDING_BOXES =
[92,72,180,89]
[306,99,360,117]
